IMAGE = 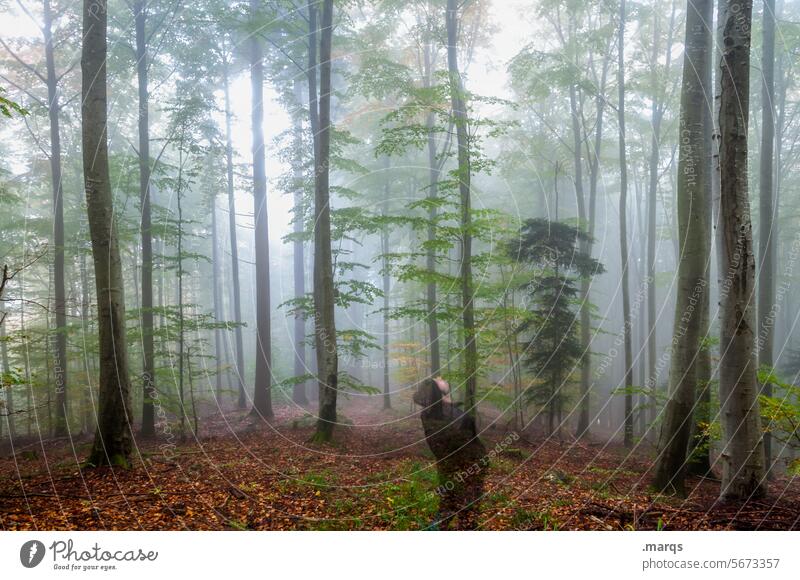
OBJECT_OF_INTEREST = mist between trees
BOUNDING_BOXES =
[0,0,799,530]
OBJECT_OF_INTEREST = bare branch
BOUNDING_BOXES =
[0,73,44,107]
[0,37,46,83]
[56,57,80,83]
[22,115,51,159]
[15,0,43,33]
[260,32,305,73]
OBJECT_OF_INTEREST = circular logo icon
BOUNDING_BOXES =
[20,540,46,568]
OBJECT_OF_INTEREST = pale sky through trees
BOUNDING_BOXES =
[1,0,799,537]
[0,0,530,246]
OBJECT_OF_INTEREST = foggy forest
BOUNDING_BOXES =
[0,0,799,531]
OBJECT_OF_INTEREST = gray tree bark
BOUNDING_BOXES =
[211,190,223,400]
[717,0,766,501]
[82,0,133,467]
[311,0,339,441]
[757,0,776,470]
[646,2,678,439]
[653,0,713,494]
[446,0,477,413]
[1,321,13,439]
[571,81,591,437]
[176,154,186,438]
[291,79,309,406]
[688,14,715,476]
[381,158,392,410]
[576,44,611,439]
[222,54,247,409]
[42,0,68,438]
[134,0,156,436]
[423,38,441,378]
[618,0,634,449]
[250,0,273,419]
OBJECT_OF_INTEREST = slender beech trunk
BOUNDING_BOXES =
[20,290,31,437]
[618,0,634,449]
[41,0,68,437]
[689,3,715,476]
[134,0,156,436]
[774,0,785,223]
[772,0,786,348]
[381,159,392,409]
[689,322,713,475]
[211,190,223,400]
[250,0,273,419]
[653,0,713,494]
[712,0,727,279]
[423,38,441,377]
[717,0,766,501]
[570,81,591,437]
[758,0,776,469]
[633,168,648,437]
[306,4,320,139]
[575,49,610,439]
[305,3,320,404]
[446,0,477,413]
[645,3,678,437]
[222,56,247,409]
[311,0,338,441]
[645,138,659,434]
[80,251,93,433]
[187,347,198,435]
[710,0,727,465]
[82,0,133,467]
[177,158,186,439]
[563,11,591,438]
[1,321,13,439]
[291,80,309,406]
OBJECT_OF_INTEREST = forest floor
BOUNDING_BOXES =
[1,399,798,531]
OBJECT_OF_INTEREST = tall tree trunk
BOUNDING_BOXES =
[633,168,648,437]
[423,39,441,378]
[576,49,610,439]
[617,0,634,449]
[571,80,591,437]
[305,2,320,404]
[187,347,198,435]
[20,287,31,437]
[82,0,133,467]
[446,0,477,414]
[80,251,93,433]
[250,0,273,419]
[177,158,186,439]
[709,2,727,476]
[712,0,727,277]
[211,190,223,400]
[291,80,309,406]
[717,0,766,501]
[757,0,776,470]
[1,321,13,439]
[653,0,713,494]
[135,0,156,436]
[42,0,68,437]
[689,325,713,475]
[311,0,338,442]
[563,8,591,437]
[380,162,392,409]
[645,136,659,436]
[306,3,320,139]
[772,0,786,348]
[222,55,247,409]
[689,4,715,476]
[645,2,678,438]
